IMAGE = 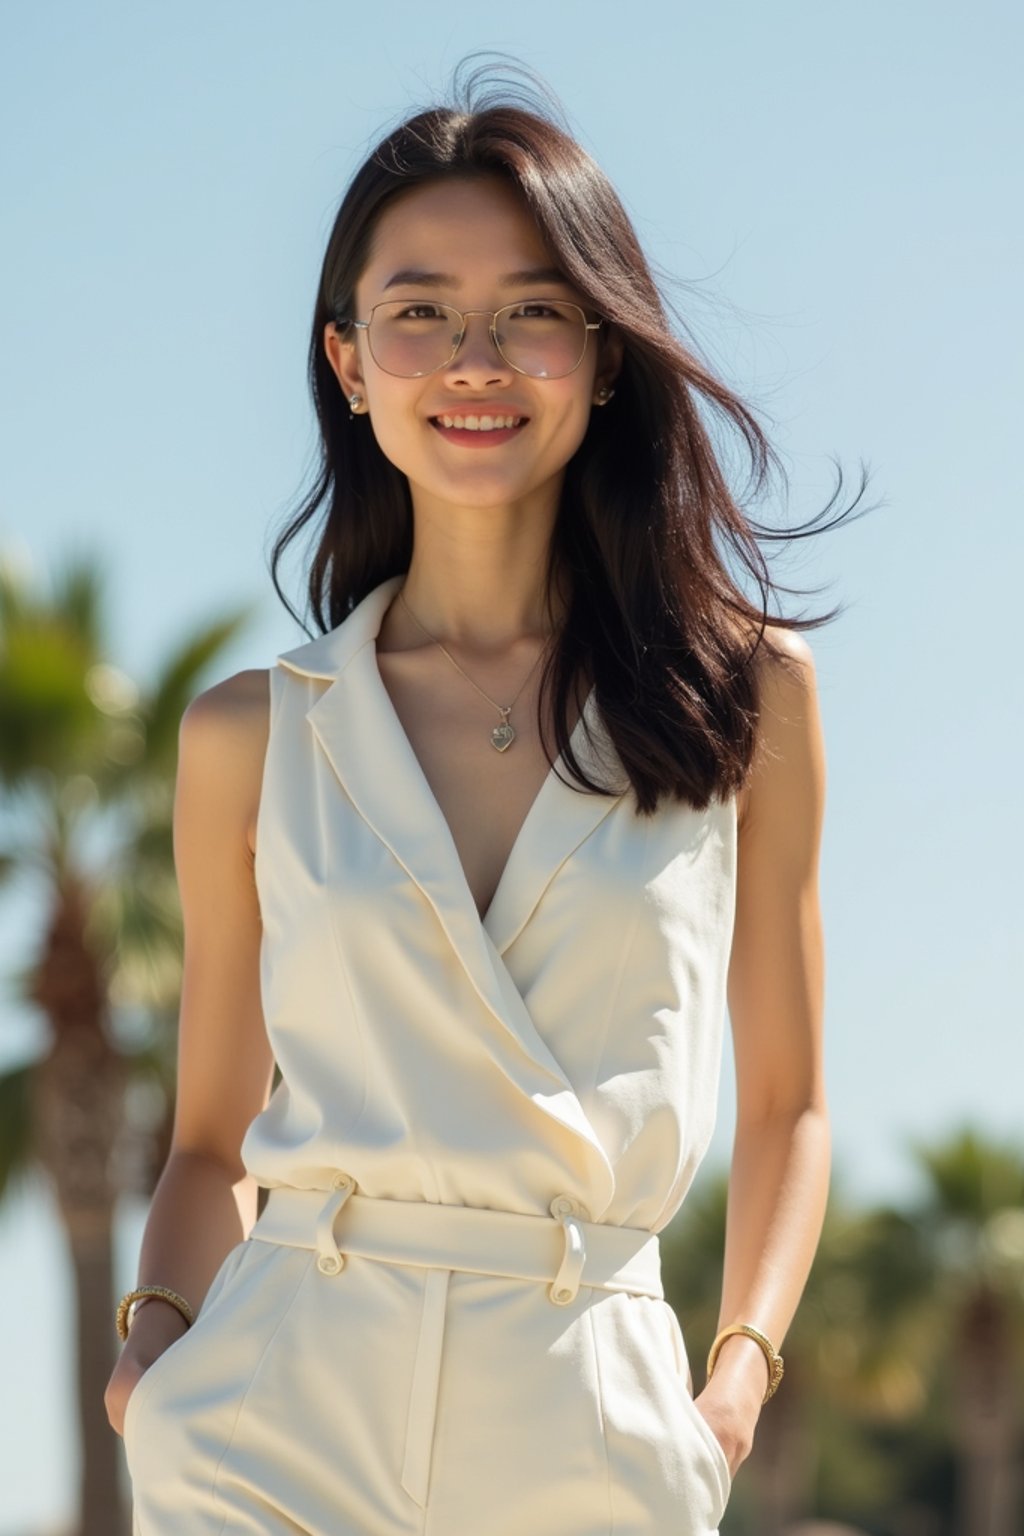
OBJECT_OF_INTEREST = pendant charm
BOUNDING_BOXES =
[491,721,515,752]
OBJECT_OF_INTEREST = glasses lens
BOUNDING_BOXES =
[365,300,591,378]
[366,302,462,378]
[494,301,589,378]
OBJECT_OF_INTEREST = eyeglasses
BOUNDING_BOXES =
[332,299,603,380]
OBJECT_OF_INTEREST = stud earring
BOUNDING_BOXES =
[594,386,615,405]
[349,392,364,418]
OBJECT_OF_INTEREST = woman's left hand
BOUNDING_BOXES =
[691,1371,763,1479]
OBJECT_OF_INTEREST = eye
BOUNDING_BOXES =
[507,303,562,320]
[395,303,448,321]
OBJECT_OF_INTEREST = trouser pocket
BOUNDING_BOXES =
[124,1240,312,1514]
[591,1291,731,1533]
[122,1238,250,1452]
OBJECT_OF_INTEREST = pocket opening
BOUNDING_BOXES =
[659,1300,732,1495]
[121,1240,249,1447]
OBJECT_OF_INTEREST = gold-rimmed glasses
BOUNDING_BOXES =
[332,299,603,380]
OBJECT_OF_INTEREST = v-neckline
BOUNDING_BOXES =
[369,638,596,929]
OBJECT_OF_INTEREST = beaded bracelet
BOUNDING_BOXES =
[116,1285,195,1343]
[706,1322,785,1403]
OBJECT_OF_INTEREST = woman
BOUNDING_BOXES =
[107,59,854,1536]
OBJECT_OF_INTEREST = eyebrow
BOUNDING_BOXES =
[380,266,573,292]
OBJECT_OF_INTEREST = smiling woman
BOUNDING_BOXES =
[109,51,873,1536]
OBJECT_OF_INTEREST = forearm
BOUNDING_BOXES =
[709,1103,831,1409]
[131,1148,261,1328]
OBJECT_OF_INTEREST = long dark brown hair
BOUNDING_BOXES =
[270,56,876,816]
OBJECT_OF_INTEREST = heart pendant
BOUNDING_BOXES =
[491,722,515,752]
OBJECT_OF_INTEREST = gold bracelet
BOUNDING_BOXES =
[706,1322,784,1403]
[116,1286,195,1343]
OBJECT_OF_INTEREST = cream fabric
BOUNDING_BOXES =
[124,574,739,1534]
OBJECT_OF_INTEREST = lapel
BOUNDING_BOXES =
[276,575,627,1211]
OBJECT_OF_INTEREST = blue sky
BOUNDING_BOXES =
[1,2,1021,1529]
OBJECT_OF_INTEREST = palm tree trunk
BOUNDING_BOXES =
[743,1365,812,1535]
[31,879,130,1536]
[952,1286,1020,1536]
[65,1198,126,1536]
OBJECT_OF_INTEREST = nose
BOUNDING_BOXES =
[444,311,514,386]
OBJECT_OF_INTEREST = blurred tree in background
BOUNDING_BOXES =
[915,1131,1024,1536]
[0,548,254,1536]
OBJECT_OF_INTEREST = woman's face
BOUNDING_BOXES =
[324,175,621,518]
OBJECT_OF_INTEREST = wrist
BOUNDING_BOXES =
[707,1322,784,1405]
[127,1295,190,1343]
[116,1282,195,1342]
[704,1333,772,1414]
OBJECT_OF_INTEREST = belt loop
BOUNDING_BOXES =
[549,1194,587,1305]
[315,1173,355,1275]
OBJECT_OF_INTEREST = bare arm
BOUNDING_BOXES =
[106,668,275,1432]
[695,629,831,1472]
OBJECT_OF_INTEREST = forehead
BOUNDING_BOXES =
[360,177,562,294]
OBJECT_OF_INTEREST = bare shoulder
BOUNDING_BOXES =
[181,666,271,752]
[750,621,818,705]
[734,621,822,833]
[179,669,272,857]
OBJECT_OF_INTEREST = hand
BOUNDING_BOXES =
[691,1370,763,1480]
[104,1299,189,1437]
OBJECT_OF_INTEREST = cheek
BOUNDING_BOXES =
[540,393,593,458]
[366,415,419,476]
[361,388,428,474]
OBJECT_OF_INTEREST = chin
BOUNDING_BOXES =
[410,467,546,508]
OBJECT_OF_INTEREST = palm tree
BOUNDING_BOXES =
[0,544,255,1536]
[909,1127,1024,1536]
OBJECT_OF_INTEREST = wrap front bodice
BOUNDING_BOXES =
[241,575,738,1233]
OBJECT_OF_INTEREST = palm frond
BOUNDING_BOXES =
[142,604,261,770]
[47,547,108,654]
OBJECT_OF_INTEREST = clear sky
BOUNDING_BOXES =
[1,2,1020,1529]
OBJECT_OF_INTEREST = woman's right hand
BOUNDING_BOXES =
[105,1299,191,1437]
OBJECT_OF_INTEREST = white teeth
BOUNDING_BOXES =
[436,414,523,431]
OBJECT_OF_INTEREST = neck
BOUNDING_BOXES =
[381,480,572,655]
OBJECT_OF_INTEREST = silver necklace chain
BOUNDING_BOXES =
[397,585,548,753]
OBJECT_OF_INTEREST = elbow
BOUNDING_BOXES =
[735,1093,830,1136]
[166,1142,251,1184]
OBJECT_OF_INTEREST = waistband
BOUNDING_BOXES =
[247,1177,664,1510]
[248,1179,664,1305]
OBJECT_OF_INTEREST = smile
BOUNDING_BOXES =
[429,415,528,448]
[430,414,526,431]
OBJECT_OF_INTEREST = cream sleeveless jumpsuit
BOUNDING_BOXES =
[122,574,739,1535]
